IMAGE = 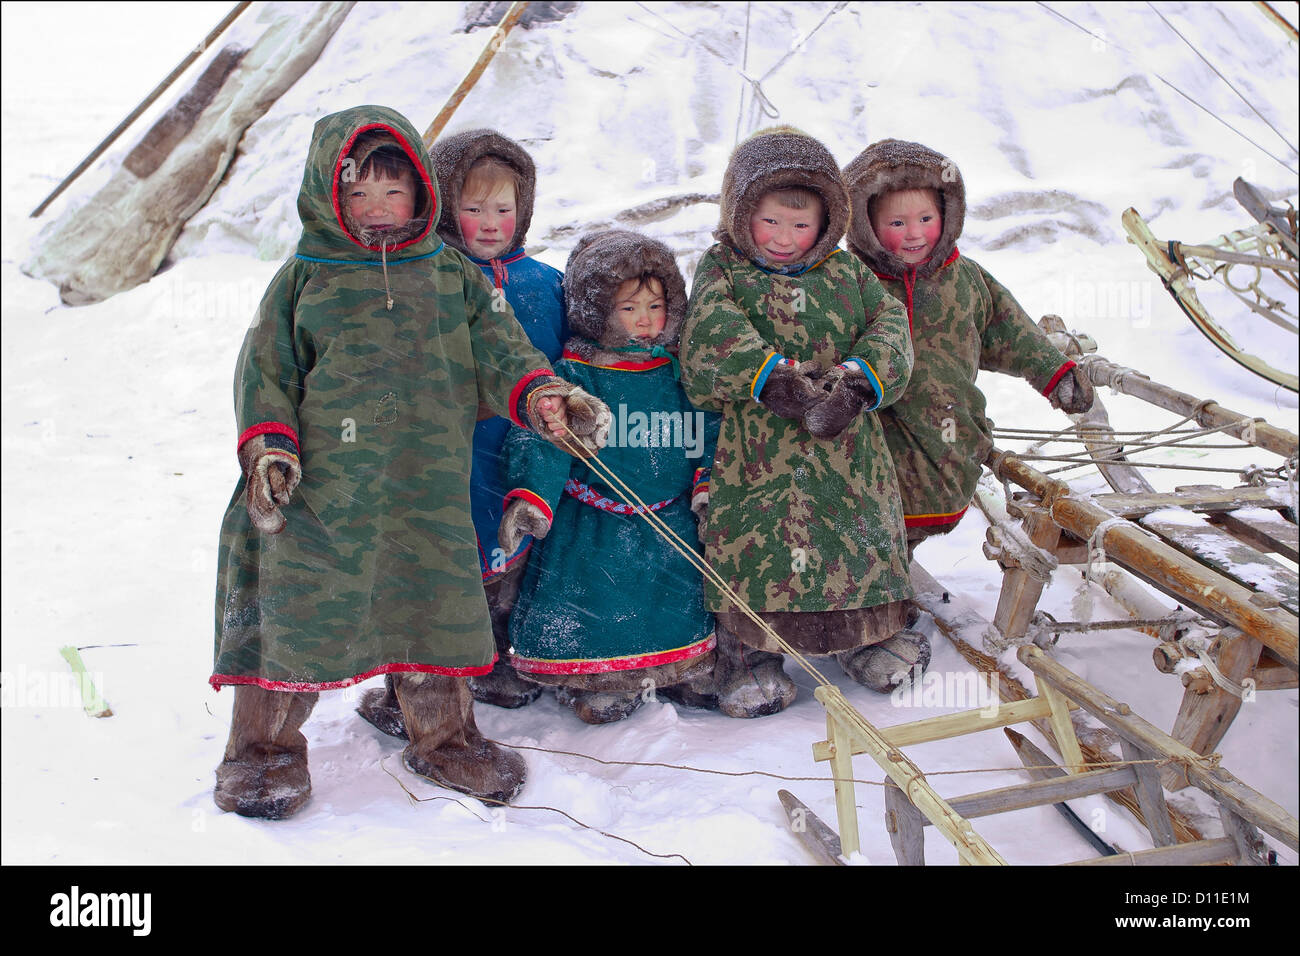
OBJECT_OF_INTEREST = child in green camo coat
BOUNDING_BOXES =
[842,139,1093,551]
[210,105,610,820]
[680,126,922,710]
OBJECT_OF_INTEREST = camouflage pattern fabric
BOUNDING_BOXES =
[212,106,560,690]
[681,243,914,615]
[843,137,1074,535]
[874,255,1074,533]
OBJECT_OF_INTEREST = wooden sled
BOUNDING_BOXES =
[975,320,1298,791]
[796,641,1295,865]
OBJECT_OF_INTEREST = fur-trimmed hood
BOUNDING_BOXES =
[296,105,440,261]
[843,138,965,279]
[715,126,850,272]
[562,229,687,352]
[431,128,537,257]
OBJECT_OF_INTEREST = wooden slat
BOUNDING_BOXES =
[1066,837,1239,866]
[1139,512,1298,615]
[1092,485,1289,519]
[1211,509,1300,563]
[811,696,1060,761]
[934,766,1139,822]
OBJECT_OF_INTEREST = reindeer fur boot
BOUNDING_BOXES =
[214,684,318,820]
[469,566,544,709]
[356,674,407,740]
[555,685,645,725]
[838,629,931,693]
[713,617,797,718]
[392,672,526,804]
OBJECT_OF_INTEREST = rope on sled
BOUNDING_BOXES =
[552,421,838,689]
[994,402,1274,482]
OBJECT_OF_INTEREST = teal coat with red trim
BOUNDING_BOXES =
[212,106,559,691]
[873,250,1075,532]
[503,347,720,674]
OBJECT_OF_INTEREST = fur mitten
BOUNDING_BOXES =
[691,486,709,544]
[499,497,553,554]
[526,381,612,458]
[1048,366,1095,414]
[237,435,302,534]
[803,364,877,439]
[758,360,825,420]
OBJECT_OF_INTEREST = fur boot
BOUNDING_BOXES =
[355,674,407,740]
[554,685,645,725]
[713,616,797,718]
[469,567,544,709]
[213,684,318,819]
[838,629,931,693]
[656,667,722,711]
[392,672,526,804]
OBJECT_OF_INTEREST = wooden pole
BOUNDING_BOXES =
[1076,351,1298,458]
[423,1,529,149]
[1254,1,1300,43]
[30,1,252,218]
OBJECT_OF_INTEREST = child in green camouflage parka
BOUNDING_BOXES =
[843,139,1093,554]
[680,127,922,710]
[210,106,610,820]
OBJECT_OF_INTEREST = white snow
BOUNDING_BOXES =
[2,0,1297,873]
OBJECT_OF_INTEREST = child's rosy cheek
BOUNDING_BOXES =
[500,216,516,239]
[459,217,478,242]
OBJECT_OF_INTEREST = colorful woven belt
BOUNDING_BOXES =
[564,479,680,515]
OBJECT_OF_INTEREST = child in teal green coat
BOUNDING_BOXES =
[499,230,721,724]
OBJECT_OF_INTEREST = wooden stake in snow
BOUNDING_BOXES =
[423,1,530,149]
[29,1,251,218]
[58,646,112,719]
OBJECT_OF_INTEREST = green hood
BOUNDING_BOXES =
[294,105,441,261]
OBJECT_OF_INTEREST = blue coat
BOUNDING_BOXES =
[468,248,567,580]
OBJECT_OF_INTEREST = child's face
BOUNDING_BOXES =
[608,277,667,344]
[458,182,517,258]
[870,189,942,265]
[344,168,417,235]
[749,193,823,264]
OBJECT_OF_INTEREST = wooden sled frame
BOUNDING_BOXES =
[808,645,1297,865]
[980,323,1297,790]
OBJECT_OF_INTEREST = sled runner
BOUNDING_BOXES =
[1122,181,1298,393]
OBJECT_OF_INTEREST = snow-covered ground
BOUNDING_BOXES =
[2,0,1297,878]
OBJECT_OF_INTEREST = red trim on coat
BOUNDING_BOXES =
[904,505,969,529]
[210,655,499,692]
[238,422,300,452]
[560,350,675,372]
[507,369,555,427]
[331,122,437,254]
[482,540,531,581]
[1041,359,1077,396]
[874,247,962,331]
[503,488,554,524]
[510,634,716,675]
